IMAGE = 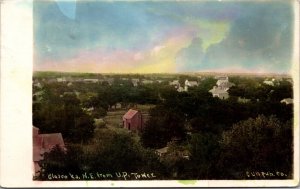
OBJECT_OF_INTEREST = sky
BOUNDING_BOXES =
[34,0,294,74]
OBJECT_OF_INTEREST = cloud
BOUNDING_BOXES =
[202,2,293,73]
[151,45,166,55]
[175,37,205,72]
[35,28,194,73]
[34,1,294,73]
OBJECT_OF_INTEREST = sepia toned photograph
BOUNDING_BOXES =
[29,0,298,185]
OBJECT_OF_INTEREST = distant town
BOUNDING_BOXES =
[33,71,294,180]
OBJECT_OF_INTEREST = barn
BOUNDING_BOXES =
[122,109,143,132]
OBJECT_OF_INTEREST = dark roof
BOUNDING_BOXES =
[123,109,139,119]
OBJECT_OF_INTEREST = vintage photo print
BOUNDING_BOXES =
[1,0,299,187]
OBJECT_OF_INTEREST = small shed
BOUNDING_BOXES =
[280,98,293,105]
[123,109,143,132]
[156,146,169,157]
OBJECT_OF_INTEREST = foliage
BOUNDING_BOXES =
[141,106,186,148]
[33,73,294,180]
[218,115,293,179]
[37,144,84,180]
[37,131,166,180]
[33,90,94,143]
[188,132,221,179]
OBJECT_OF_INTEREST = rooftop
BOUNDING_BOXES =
[123,109,139,119]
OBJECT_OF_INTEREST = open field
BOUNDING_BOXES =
[103,104,154,129]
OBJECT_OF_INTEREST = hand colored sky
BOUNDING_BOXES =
[34,0,294,74]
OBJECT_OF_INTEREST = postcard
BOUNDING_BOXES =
[0,0,299,187]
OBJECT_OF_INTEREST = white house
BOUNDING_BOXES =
[209,86,229,99]
[177,86,185,92]
[57,77,66,83]
[104,78,114,85]
[141,80,154,84]
[280,98,293,105]
[169,80,180,86]
[185,80,198,87]
[209,76,234,99]
[215,76,229,80]
[184,80,198,91]
[83,78,99,83]
[33,81,43,88]
[263,79,275,86]
[218,81,235,91]
[131,79,139,87]
[216,77,229,86]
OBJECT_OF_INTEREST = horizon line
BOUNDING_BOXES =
[33,70,292,77]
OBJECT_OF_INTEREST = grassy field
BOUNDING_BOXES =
[104,104,154,129]
[89,104,154,147]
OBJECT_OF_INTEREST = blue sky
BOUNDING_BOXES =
[34,0,294,73]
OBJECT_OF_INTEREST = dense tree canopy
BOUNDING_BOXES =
[218,115,293,179]
[33,72,294,180]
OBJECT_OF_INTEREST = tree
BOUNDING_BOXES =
[188,133,221,179]
[159,142,191,179]
[33,88,95,143]
[218,115,293,179]
[37,145,84,180]
[197,77,217,91]
[70,114,95,143]
[141,106,186,149]
[86,130,166,178]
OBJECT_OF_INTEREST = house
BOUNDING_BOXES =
[209,76,234,99]
[74,78,84,82]
[185,80,198,87]
[209,86,229,100]
[123,109,143,132]
[56,77,66,83]
[82,107,95,114]
[215,76,235,91]
[215,76,228,80]
[105,78,114,85]
[184,80,198,91]
[286,79,293,84]
[217,81,235,91]
[33,81,42,88]
[263,79,275,86]
[47,78,57,83]
[33,126,66,176]
[177,86,185,92]
[141,80,154,85]
[33,91,44,103]
[131,79,139,87]
[155,146,190,160]
[280,98,293,105]
[169,80,180,88]
[83,78,99,83]
[238,97,251,103]
[155,146,169,157]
